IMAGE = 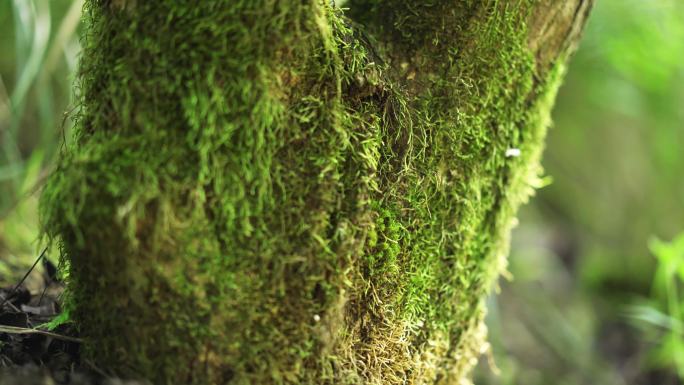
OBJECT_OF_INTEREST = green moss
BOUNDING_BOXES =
[40,1,571,384]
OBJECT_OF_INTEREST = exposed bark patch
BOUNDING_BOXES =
[527,0,595,75]
[110,0,135,11]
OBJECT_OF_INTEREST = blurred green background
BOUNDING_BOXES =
[0,0,81,285]
[1,1,683,384]
[475,0,684,384]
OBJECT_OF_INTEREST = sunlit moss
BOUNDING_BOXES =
[40,1,568,384]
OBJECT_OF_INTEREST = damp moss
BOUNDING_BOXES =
[40,1,581,384]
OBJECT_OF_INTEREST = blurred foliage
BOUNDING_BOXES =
[477,0,684,384]
[546,0,684,293]
[0,0,82,284]
[1,0,683,383]
[630,234,684,379]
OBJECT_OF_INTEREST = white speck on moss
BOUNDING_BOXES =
[505,148,521,157]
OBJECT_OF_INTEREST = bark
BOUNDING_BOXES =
[40,1,593,384]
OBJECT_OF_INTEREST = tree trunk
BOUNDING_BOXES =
[40,1,593,384]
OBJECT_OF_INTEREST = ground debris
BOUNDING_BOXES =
[0,365,147,385]
[0,271,147,385]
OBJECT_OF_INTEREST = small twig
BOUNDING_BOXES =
[84,359,111,378]
[0,293,23,314]
[0,292,34,328]
[0,248,47,309]
[0,354,13,367]
[0,325,82,343]
[37,283,49,306]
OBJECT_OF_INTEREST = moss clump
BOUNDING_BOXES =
[40,1,580,384]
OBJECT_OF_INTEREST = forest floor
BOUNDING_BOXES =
[0,254,145,385]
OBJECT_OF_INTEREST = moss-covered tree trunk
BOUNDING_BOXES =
[40,1,593,384]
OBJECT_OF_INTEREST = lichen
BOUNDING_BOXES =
[40,1,575,384]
